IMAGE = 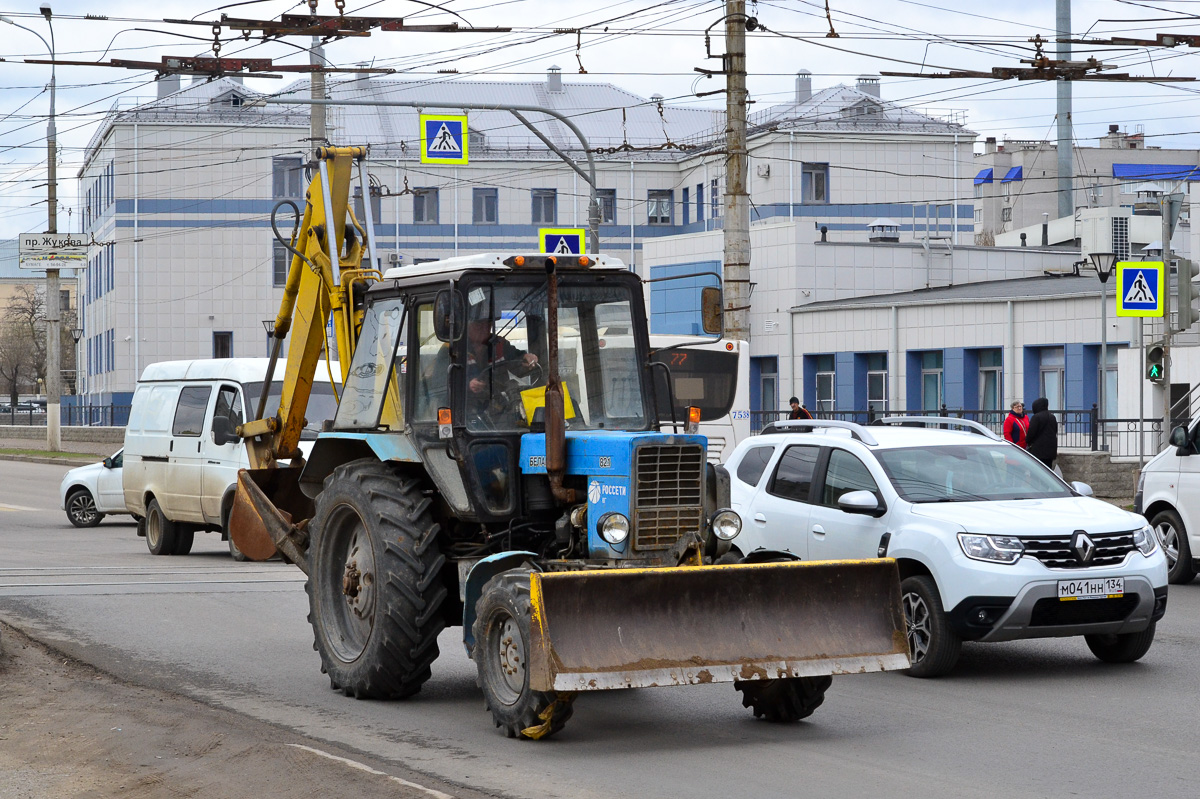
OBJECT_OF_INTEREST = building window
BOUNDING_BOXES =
[801,163,829,204]
[1100,347,1118,418]
[596,188,616,224]
[1001,207,1013,223]
[213,331,233,359]
[866,353,887,414]
[647,189,673,225]
[1001,182,1012,199]
[978,349,1002,411]
[414,188,439,224]
[921,351,943,411]
[472,188,498,224]
[974,183,983,199]
[682,187,690,226]
[974,208,982,223]
[272,157,303,199]
[815,354,835,412]
[353,186,381,223]
[532,189,557,225]
[695,183,704,222]
[273,241,288,287]
[711,178,720,218]
[1040,347,1065,411]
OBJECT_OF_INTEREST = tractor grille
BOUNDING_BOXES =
[1029,595,1139,627]
[1021,530,1138,569]
[632,444,705,551]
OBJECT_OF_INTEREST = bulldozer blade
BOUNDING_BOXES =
[527,559,909,692]
[230,467,314,570]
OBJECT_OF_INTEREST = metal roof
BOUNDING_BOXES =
[793,273,1098,312]
[1111,163,1200,181]
[749,85,971,136]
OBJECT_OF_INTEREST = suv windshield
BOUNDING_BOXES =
[876,444,1073,503]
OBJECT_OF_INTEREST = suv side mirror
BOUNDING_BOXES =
[1071,481,1094,497]
[838,490,885,517]
[700,286,723,335]
[212,415,241,447]
[434,289,465,342]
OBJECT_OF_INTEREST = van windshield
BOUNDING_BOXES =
[242,381,338,440]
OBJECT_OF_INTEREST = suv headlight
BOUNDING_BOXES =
[710,508,742,541]
[1133,523,1158,556]
[957,533,1024,564]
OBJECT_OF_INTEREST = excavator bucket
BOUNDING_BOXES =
[526,559,909,692]
[229,467,314,568]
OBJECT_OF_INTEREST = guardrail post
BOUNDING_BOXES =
[1090,403,1098,451]
[939,404,948,418]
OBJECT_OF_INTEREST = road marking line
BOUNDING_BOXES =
[0,503,40,511]
[287,744,455,798]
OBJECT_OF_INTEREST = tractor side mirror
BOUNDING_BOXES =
[434,289,465,342]
[701,287,722,335]
[212,415,241,447]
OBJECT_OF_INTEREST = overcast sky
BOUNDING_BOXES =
[2,0,1198,239]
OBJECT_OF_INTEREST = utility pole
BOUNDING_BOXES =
[723,0,750,341]
[40,5,61,451]
[1161,197,1173,445]
[310,37,326,144]
[1055,0,1072,219]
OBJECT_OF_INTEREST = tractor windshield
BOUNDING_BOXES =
[461,279,648,432]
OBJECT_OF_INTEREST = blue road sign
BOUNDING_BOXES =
[1116,261,1165,318]
[419,114,468,165]
[539,228,586,255]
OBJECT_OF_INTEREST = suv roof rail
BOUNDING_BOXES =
[873,416,1002,441]
[759,418,878,446]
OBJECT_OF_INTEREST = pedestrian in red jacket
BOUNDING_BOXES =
[1003,400,1029,448]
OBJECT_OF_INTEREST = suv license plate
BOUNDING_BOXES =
[1057,577,1124,601]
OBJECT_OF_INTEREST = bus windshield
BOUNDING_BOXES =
[650,346,738,422]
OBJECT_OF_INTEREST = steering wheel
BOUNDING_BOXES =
[467,359,545,429]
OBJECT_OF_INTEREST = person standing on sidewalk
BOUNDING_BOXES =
[788,396,812,420]
[1025,397,1058,469]
[1003,400,1029,449]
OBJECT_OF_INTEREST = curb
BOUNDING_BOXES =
[0,453,96,468]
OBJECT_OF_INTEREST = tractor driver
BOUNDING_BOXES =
[465,317,539,418]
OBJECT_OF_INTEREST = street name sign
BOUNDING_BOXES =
[539,228,586,255]
[1116,261,1164,317]
[18,233,88,270]
[419,114,468,165]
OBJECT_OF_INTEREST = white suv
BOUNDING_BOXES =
[725,418,1168,677]
[1136,417,1200,584]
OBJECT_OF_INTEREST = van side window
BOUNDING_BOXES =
[172,386,212,437]
[212,385,243,432]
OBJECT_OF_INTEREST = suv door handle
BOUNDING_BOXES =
[753,513,766,524]
[811,524,826,538]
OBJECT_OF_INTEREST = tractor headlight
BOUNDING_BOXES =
[1133,523,1158,556]
[597,512,630,545]
[711,508,742,541]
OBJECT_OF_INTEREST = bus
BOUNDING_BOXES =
[649,335,749,462]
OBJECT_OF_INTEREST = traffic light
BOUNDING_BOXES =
[1147,343,1165,384]
[1176,258,1200,332]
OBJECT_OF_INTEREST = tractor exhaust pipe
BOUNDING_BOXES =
[543,257,574,504]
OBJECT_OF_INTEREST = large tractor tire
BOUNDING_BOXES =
[735,675,832,722]
[307,459,447,699]
[473,569,575,739]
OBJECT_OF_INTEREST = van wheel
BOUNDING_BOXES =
[223,503,247,561]
[145,499,178,556]
[1151,509,1196,585]
[307,459,447,699]
[901,575,961,678]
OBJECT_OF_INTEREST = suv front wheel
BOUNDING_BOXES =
[901,575,962,678]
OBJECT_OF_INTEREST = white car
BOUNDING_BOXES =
[60,449,128,528]
[1135,417,1200,585]
[725,417,1169,677]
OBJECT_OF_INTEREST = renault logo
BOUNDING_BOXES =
[1072,531,1096,563]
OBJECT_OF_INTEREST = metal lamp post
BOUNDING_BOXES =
[2,6,59,448]
[1089,251,1117,450]
[70,325,83,397]
[262,320,275,356]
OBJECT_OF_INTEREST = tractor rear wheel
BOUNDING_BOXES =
[734,675,832,722]
[473,569,575,739]
[307,459,447,699]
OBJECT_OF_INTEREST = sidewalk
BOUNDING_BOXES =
[0,436,114,463]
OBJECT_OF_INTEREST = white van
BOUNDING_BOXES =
[123,358,338,558]
[1136,417,1200,584]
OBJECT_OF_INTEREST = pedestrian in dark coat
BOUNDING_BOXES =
[1025,396,1058,468]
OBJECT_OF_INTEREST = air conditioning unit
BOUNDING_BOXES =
[756,163,771,178]
[387,252,402,265]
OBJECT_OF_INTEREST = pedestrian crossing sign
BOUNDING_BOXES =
[419,114,468,165]
[539,228,586,255]
[1116,261,1165,317]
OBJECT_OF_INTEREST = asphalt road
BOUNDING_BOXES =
[2,459,1198,798]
